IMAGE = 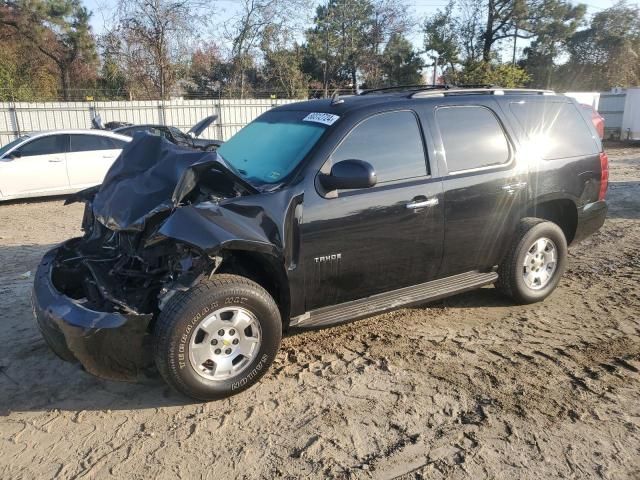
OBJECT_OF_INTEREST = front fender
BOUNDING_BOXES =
[153,203,281,256]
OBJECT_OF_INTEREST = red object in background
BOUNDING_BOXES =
[581,104,605,139]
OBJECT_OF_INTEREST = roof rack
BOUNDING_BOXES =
[410,87,555,98]
[359,84,451,95]
[359,84,554,98]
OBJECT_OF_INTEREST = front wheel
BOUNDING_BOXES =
[153,274,282,401]
[496,218,568,304]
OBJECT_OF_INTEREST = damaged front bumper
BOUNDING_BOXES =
[32,243,154,381]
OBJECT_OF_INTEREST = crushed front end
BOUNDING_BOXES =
[32,134,256,381]
[32,219,213,381]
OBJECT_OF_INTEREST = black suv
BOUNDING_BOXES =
[33,87,608,400]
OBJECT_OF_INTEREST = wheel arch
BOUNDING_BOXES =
[525,197,578,245]
[215,249,291,326]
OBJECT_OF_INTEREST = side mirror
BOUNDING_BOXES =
[8,151,21,159]
[319,159,377,191]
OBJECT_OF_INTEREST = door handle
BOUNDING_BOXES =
[501,181,527,194]
[48,158,63,163]
[406,198,439,209]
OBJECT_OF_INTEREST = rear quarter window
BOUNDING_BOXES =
[509,101,599,159]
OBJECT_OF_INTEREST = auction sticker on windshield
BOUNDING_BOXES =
[302,112,340,126]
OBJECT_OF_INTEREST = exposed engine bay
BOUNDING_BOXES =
[52,134,259,317]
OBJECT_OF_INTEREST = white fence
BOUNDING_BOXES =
[0,98,303,145]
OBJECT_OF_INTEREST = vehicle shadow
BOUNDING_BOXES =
[287,286,511,336]
[0,194,73,206]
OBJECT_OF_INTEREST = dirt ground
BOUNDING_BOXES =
[0,146,639,480]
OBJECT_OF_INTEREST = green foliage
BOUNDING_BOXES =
[97,32,127,97]
[423,1,459,68]
[455,61,530,88]
[305,0,414,92]
[562,1,640,90]
[1,0,638,101]
[423,0,591,89]
[305,0,375,90]
[261,25,309,98]
[0,48,58,101]
[382,33,424,86]
[520,0,586,88]
[0,0,97,99]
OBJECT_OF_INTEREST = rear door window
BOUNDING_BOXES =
[436,106,510,173]
[509,101,599,159]
[70,135,118,152]
[331,110,428,183]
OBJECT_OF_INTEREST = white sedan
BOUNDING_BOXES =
[0,130,130,201]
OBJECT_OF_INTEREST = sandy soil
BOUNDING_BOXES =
[0,146,639,479]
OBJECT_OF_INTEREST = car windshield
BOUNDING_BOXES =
[217,110,331,185]
[0,136,29,158]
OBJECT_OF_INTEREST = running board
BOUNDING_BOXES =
[290,271,498,329]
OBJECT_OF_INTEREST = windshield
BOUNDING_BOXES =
[0,136,29,158]
[217,110,330,184]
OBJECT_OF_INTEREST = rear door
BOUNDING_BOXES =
[0,134,69,197]
[66,134,126,188]
[428,100,527,276]
[301,110,444,309]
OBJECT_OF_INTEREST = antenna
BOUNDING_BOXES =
[330,90,344,105]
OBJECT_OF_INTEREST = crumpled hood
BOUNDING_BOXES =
[90,134,254,232]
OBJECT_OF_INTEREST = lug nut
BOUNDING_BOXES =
[211,339,218,345]
[218,329,225,336]
[225,348,232,354]
[214,348,221,354]
[232,339,239,345]
[229,329,236,335]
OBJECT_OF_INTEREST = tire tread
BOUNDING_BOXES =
[153,274,281,401]
[496,218,567,304]
[495,218,544,298]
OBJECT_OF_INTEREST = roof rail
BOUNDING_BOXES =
[410,87,555,98]
[359,84,555,98]
[359,84,452,95]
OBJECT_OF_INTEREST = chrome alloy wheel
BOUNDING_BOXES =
[189,307,262,381]
[522,237,558,290]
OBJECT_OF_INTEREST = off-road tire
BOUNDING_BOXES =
[496,218,568,304]
[153,274,282,401]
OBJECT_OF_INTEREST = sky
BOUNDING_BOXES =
[83,0,624,63]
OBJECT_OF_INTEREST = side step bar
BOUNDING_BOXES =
[290,271,498,329]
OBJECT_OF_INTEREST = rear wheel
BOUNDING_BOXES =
[496,218,568,304]
[153,274,281,401]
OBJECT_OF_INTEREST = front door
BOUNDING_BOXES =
[301,110,444,310]
[0,134,69,197]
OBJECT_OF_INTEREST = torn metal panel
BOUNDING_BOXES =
[90,134,255,232]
